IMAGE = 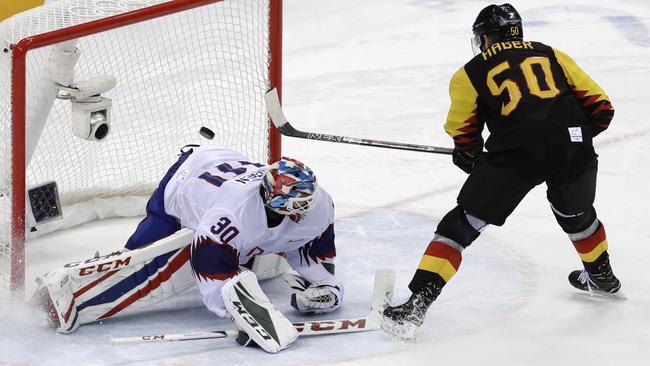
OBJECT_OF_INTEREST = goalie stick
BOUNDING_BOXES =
[264,88,453,155]
[110,269,395,345]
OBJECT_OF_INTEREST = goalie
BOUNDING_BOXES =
[34,144,343,353]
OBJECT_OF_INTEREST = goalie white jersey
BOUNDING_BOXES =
[162,145,337,317]
[36,145,339,333]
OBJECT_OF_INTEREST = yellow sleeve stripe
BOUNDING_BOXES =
[444,67,479,138]
[553,48,609,104]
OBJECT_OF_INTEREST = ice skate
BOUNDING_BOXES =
[568,259,626,300]
[381,284,439,340]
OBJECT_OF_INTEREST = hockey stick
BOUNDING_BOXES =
[265,88,453,155]
[110,269,394,345]
[110,317,376,345]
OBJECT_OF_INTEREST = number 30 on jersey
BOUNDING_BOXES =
[211,217,240,244]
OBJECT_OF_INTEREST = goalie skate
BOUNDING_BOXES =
[31,279,61,329]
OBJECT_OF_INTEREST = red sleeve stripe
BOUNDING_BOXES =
[197,271,237,282]
[594,122,609,129]
[591,101,613,116]
[455,135,481,144]
[316,251,336,261]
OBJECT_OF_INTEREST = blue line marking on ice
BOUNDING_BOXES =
[605,15,650,47]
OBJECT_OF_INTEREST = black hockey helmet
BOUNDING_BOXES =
[471,3,522,54]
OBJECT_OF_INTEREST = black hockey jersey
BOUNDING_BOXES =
[444,40,614,153]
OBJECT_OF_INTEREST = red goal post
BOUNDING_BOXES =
[0,0,283,294]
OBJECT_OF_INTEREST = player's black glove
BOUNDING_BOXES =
[452,149,483,174]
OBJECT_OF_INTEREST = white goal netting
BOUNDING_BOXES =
[0,0,276,291]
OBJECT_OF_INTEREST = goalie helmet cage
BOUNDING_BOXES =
[0,0,283,294]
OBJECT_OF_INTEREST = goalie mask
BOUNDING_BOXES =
[262,157,318,222]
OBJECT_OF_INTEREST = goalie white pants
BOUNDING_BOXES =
[124,148,192,250]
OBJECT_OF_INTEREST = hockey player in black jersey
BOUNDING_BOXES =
[382,3,622,339]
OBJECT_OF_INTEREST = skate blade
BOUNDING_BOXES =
[594,289,627,300]
[578,288,628,301]
[380,315,419,341]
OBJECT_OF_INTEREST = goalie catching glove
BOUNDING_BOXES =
[283,274,343,314]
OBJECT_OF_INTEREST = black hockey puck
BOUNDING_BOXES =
[199,126,215,140]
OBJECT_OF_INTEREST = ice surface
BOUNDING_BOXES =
[2,0,650,365]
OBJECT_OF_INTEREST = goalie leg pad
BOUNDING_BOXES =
[34,235,194,333]
[221,271,298,353]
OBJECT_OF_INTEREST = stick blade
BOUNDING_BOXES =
[367,269,395,328]
[264,87,289,128]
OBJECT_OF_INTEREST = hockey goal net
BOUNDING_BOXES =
[0,0,282,293]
